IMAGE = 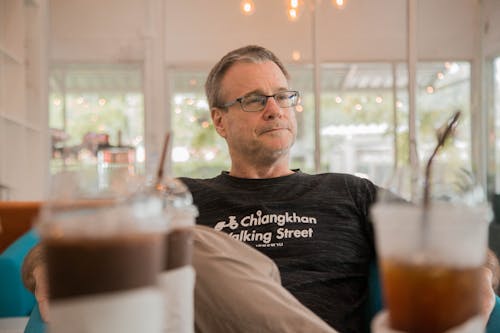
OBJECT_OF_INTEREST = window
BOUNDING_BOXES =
[320,63,396,185]
[168,61,471,182]
[494,58,500,191]
[169,69,229,178]
[49,64,145,186]
[416,62,471,185]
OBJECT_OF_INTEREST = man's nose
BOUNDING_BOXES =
[263,97,283,119]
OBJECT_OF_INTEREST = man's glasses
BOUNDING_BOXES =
[219,90,300,112]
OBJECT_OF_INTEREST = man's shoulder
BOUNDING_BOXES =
[179,175,217,186]
[304,171,376,187]
[178,174,227,192]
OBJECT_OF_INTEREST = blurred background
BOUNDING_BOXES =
[1,0,500,251]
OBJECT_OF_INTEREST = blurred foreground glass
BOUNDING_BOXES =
[372,168,492,333]
[37,171,166,333]
[156,176,198,333]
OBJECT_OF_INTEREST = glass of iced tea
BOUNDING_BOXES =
[371,202,491,333]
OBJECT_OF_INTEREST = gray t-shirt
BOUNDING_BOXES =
[181,171,377,333]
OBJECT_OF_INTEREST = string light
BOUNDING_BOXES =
[426,85,434,94]
[238,0,348,21]
[240,0,255,16]
[332,0,347,10]
[287,8,299,21]
[292,50,301,61]
[286,0,304,22]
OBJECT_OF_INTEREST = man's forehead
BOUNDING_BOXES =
[220,61,289,94]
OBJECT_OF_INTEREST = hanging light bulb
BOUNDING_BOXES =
[292,50,301,61]
[332,0,347,10]
[240,0,255,16]
[287,7,299,21]
[286,0,304,22]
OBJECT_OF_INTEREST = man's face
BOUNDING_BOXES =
[212,61,298,165]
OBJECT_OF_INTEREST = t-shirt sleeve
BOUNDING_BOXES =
[343,175,378,256]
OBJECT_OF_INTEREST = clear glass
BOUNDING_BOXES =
[288,65,315,173]
[48,64,145,176]
[320,63,396,185]
[415,62,471,186]
[168,69,230,177]
[494,58,500,192]
[37,170,165,333]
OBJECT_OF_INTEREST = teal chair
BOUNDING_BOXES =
[2,231,500,333]
[0,229,38,318]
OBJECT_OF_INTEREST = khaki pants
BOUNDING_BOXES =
[193,225,338,333]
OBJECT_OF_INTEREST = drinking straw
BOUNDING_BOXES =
[420,110,461,248]
[155,132,171,189]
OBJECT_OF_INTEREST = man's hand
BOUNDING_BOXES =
[32,265,50,322]
[480,266,496,323]
[22,244,50,322]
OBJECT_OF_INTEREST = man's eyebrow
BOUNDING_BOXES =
[243,87,289,96]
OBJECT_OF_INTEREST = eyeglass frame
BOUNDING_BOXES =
[217,90,301,112]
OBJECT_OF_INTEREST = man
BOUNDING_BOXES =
[180,45,377,332]
[180,45,498,332]
[23,45,499,333]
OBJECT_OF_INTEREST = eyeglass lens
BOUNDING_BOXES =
[243,91,298,111]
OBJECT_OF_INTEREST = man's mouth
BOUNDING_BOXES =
[259,125,289,135]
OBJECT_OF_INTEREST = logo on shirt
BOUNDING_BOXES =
[213,210,316,247]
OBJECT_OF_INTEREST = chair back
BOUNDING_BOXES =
[0,202,41,253]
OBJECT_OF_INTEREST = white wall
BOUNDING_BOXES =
[49,0,499,65]
[484,0,500,57]
[50,0,147,62]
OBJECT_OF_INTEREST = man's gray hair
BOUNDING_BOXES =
[205,45,290,110]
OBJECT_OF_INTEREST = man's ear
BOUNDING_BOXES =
[211,107,227,138]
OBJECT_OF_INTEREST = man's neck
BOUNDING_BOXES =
[228,163,294,179]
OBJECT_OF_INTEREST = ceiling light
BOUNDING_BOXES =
[240,0,255,16]
[332,0,347,10]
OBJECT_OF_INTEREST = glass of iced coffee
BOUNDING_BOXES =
[371,199,491,333]
[37,172,167,333]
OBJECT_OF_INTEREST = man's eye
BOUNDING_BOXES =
[245,95,266,105]
[276,93,291,102]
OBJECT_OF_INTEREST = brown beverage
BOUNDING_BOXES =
[381,259,482,333]
[44,234,163,300]
[164,228,193,271]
